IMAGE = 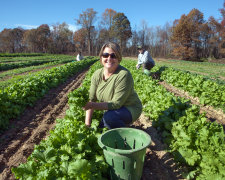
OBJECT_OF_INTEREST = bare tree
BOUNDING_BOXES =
[36,24,51,53]
[139,20,148,46]
[22,29,37,52]
[73,28,87,53]
[0,28,24,53]
[101,8,117,41]
[75,8,97,55]
[51,22,74,53]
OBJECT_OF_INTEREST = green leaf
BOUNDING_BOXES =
[68,159,91,177]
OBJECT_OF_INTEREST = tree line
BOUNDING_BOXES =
[0,2,224,61]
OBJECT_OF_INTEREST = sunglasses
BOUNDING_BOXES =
[102,53,117,59]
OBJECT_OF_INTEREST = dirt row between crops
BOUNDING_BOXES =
[0,67,187,180]
[159,81,225,126]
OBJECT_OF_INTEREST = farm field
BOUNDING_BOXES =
[125,57,225,82]
[0,54,78,89]
[155,58,225,81]
[0,55,225,179]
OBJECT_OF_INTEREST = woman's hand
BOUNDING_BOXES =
[83,102,94,127]
[85,123,91,128]
[85,108,94,128]
[83,102,93,111]
[136,64,140,69]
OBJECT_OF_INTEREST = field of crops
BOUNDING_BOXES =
[0,54,224,180]
[155,58,225,82]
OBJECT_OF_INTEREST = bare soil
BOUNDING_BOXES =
[0,65,224,180]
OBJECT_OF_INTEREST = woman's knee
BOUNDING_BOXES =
[103,110,117,121]
[102,110,126,129]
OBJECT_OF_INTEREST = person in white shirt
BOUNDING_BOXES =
[136,45,155,75]
[76,51,83,61]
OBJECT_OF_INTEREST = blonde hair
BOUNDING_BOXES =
[99,42,122,62]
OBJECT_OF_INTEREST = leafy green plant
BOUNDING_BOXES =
[122,60,225,179]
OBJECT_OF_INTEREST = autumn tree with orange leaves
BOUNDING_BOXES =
[170,9,205,60]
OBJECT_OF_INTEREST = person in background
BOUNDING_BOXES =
[83,42,142,129]
[76,51,83,61]
[136,45,155,76]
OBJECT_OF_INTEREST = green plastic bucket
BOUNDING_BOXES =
[98,128,151,180]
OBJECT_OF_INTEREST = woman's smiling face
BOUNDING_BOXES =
[101,47,119,72]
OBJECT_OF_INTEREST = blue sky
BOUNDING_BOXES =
[0,0,223,32]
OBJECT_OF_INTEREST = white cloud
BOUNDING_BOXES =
[15,24,38,29]
[68,24,78,32]
[13,23,79,32]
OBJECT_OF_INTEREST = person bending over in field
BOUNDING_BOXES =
[76,51,83,61]
[83,42,142,129]
[136,45,155,76]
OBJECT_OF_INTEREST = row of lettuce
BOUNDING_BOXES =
[0,57,96,132]
[0,57,81,89]
[0,55,77,71]
[12,59,225,179]
[152,66,225,113]
[0,54,73,63]
[0,53,48,57]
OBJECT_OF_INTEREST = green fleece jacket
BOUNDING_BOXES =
[89,65,142,121]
